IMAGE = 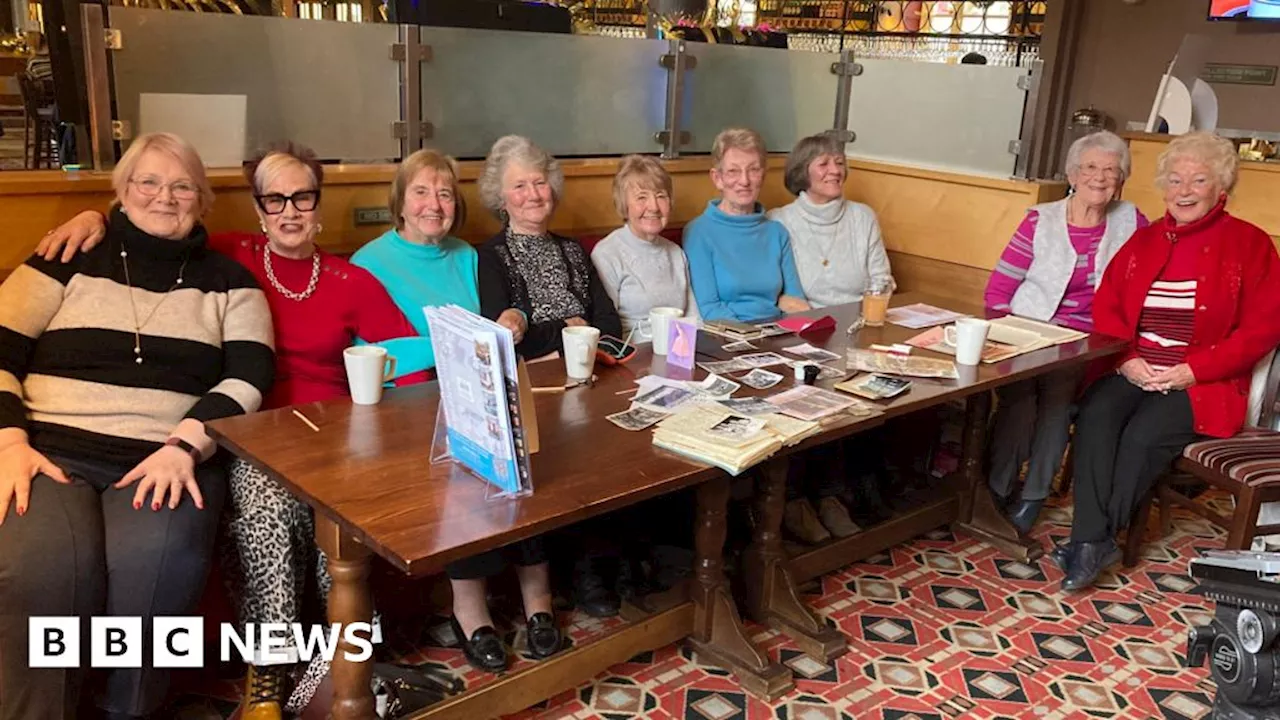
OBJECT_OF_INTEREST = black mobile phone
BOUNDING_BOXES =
[596,335,637,365]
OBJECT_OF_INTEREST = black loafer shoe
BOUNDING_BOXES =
[1008,499,1045,534]
[451,617,507,673]
[1061,540,1121,593]
[526,612,562,659]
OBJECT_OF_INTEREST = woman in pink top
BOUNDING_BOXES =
[983,130,1148,533]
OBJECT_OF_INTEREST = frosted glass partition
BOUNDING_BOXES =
[420,28,669,158]
[107,8,401,165]
[845,59,1029,177]
[682,44,838,153]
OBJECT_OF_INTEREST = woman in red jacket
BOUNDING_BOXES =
[1058,131,1280,591]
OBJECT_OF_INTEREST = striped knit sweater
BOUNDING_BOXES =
[0,210,275,467]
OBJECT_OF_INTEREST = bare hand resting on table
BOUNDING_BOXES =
[778,295,811,314]
[497,309,528,344]
[36,210,106,262]
[0,430,70,525]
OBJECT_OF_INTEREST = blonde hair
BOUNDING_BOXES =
[245,140,323,195]
[390,148,466,233]
[112,132,214,214]
[1155,131,1239,194]
[611,155,673,217]
[711,127,766,169]
[478,135,565,219]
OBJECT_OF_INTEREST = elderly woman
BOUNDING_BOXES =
[591,154,699,338]
[768,132,894,307]
[0,133,275,720]
[36,141,428,716]
[685,127,809,322]
[1058,132,1280,591]
[983,130,1147,534]
[477,134,622,357]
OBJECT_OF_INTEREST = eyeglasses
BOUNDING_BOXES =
[1078,163,1121,180]
[717,166,765,182]
[130,177,199,200]
[254,190,321,215]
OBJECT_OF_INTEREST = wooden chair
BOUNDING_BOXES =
[1130,349,1280,559]
[16,71,57,170]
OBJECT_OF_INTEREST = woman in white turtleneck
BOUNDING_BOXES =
[769,133,894,307]
[591,154,699,338]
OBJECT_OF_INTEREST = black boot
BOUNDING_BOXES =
[574,558,620,617]
[1060,539,1121,592]
[1046,540,1076,571]
[1008,499,1045,534]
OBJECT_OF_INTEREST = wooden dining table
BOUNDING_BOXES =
[207,292,1128,719]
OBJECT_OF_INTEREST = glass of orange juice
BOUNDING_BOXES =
[862,279,892,327]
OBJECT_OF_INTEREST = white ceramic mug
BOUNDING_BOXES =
[562,326,601,380]
[344,346,396,405]
[648,307,684,355]
[944,318,991,366]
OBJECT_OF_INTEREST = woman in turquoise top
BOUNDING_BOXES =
[684,127,810,323]
[353,149,558,675]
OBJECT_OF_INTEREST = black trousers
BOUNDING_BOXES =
[445,537,546,581]
[0,452,226,719]
[1070,374,1201,543]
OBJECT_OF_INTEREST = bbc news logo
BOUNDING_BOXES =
[29,618,374,668]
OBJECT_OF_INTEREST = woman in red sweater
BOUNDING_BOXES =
[40,141,425,718]
[1058,132,1280,591]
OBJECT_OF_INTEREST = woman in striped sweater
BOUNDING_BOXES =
[1057,132,1280,592]
[0,133,276,720]
[983,130,1146,534]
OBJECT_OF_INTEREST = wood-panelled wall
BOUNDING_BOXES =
[1123,133,1280,244]
[0,158,1065,303]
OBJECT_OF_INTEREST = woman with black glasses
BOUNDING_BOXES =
[38,140,424,719]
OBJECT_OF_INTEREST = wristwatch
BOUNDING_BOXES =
[164,437,202,463]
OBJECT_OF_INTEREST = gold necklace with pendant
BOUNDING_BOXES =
[120,243,189,365]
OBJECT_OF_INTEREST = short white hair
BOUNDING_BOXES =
[478,135,565,218]
[1065,130,1131,183]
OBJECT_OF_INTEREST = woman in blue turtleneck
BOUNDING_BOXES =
[684,128,809,323]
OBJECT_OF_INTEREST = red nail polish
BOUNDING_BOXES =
[133,501,141,510]
[17,506,25,516]
[152,503,160,511]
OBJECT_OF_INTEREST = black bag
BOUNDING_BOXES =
[373,662,464,718]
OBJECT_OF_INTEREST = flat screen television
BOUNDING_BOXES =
[1209,0,1280,19]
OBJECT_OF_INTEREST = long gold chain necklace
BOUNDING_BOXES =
[120,242,189,365]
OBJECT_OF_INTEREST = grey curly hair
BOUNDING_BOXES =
[477,135,565,219]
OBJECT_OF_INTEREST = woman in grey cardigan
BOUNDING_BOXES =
[768,133,894,307]
[983,130,1147,533]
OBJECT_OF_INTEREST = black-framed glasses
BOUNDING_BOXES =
[254,190,321,215]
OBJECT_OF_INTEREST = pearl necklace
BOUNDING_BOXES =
[263,245,321,301]
[120,245,189,365]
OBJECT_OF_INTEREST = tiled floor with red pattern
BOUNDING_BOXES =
[174,494,1227,719]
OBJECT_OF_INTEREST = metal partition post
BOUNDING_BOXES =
[829,49,860,145]
[1011,59,1043,180]
[396,25,431,158]
[80,4,116,171]
[655,39,693,160]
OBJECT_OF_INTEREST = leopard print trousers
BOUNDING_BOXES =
[222,458,332,665]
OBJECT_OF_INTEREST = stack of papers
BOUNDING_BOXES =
[653,405,784,475]
[885,303,969,329]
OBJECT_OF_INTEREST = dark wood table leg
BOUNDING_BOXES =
[743,458,847,662]
[953,390,1044,561]
[687,475,793,700]
[315,514,378,720]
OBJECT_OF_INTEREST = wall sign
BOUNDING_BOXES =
[1201,63,1278,86]
[354,207,393,226]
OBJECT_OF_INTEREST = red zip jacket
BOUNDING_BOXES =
[1092,200,1280,438]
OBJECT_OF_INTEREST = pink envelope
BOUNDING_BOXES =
[777,315,836,334]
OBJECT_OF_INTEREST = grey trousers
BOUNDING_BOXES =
[988,366,1084,502]
[0,452,226,719]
